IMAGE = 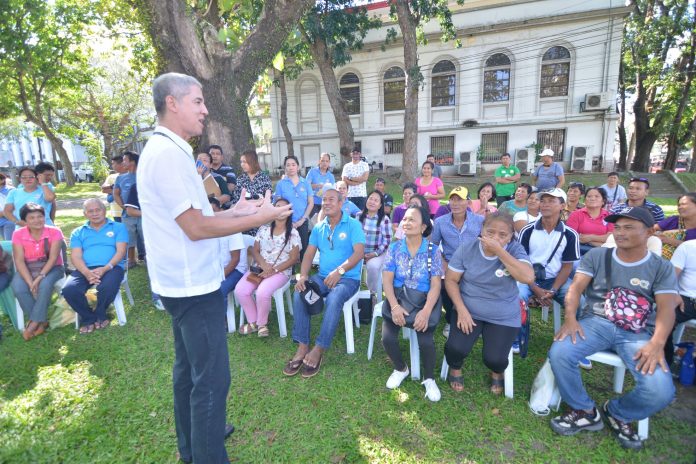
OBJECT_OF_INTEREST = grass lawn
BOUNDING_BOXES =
[1,183,695,463]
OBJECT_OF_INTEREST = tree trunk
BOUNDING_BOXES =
[305,35,354,157]
[41,127,76,186]
[630,84,658,172]
[663,13,695,171]
[277,71,294,157]
[617,58,628,171]
[140,0,314,168]
[394,0,420,183]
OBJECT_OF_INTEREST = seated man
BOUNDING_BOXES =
[549,206,677,450]
[62,199,128,334]
[284,187,365,378]
[664,239,696,367]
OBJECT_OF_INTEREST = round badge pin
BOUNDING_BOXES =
[106,231,114,238]
[629,278,640,286]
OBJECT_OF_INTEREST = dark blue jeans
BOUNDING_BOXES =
[160,290,230,464]
[220,269,243,307]
[62,266,124,326]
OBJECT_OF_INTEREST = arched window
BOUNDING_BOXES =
[431,60,456,107]
[483,53,510,102]
[383,66,405,111]
[299,78,319,120]
[339,73,360,115]
[540,46,571,98]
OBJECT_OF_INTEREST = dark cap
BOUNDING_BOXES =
[300,280,324,315]
[225,172,237,184]
[606,206,655,228]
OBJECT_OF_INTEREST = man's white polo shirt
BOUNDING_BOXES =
[518,219,580,280]
[137,125,224,297]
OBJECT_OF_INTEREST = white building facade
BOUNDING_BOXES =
[269,0,628,175]
[0,127,88,169]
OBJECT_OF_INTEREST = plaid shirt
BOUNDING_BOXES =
[358,213,392,256]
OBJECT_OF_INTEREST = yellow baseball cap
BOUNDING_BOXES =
[449,186,469,200]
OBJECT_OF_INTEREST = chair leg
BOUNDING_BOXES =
[285,287,293,316]
[541,305,549,322]
[673,322,686,345]
[637,418,649,440]
[612,364,626,394]
[226,293,237,333]
[343,301,355,354]
[408,328,420,380]
[16,299,24,332]
[440,357,449,381]
[123,281,134,306]
[553,301,562,334]
[273,290,287,338]
[113,291,127,326]
[367,302,382,360]
[504,348,513,399]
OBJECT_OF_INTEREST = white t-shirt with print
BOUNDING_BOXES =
[341,161,370,198]
[255,224,302,276]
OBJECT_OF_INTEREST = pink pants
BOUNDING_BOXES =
[233,271,289,326]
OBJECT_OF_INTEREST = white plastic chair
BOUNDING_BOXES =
[440,349,515,399]
[354,265,383,331]
[673,319,696,345]
[541,301,562,333]
[235,280,294,337]
[586,351,649,439]
[341,292,361,354]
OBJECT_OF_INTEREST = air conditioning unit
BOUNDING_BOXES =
[457,151,476,176]
[570,146,593,172]
[582,93,608,111]
[515,148,535,174]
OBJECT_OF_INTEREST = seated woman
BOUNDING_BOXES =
[357,191,392,301]
[654,192,696,258]
[11,203,65,341]
[444,212,534,394]
[566,187,613,255]
[498,183,532,216]
[234,198,301,337]
[469,182,498,217]
[393,194,428,240]
[391,182,417,233]
[381,204,443,401]
[561,182,585,222]
[513,191,540,234]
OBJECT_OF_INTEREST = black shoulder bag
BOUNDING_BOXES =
[532,230,564,283]
[382,242,442,331]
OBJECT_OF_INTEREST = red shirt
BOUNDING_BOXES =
[566,208,614,236]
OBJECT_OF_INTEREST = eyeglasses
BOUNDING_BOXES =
[20,176,36,179]
[327,229,335,250]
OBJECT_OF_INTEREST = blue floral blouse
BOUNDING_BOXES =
[383,238,443,292]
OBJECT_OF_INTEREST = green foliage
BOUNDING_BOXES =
[81,134,109,183]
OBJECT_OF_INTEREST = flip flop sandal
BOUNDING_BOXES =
[79,324,95,335]
[301,355,323,379]
[490,375,505,395]
[447,374,464,392]
[95,320,110,330]
[239,323,258,335]
[283,358,304,376]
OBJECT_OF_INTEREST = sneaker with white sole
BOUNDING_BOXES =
[153,298,165,311]
[578,357,593,370]
[511,342,520,354]
[386,368,410,389]
[422,378,441,402]
[550,408,603,436]
[442,323,450,338]
[602,401,644,450]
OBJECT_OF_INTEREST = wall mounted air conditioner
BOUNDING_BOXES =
[582,93,608,111]
[515,148,535,174]
[570,146,593,172]
[457,151,476,175]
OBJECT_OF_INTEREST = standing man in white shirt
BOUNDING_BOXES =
[341,148,370,210]
[138,72,291,464]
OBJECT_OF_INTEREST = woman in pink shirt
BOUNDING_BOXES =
[11,202,64,341]
[415,161,445,217]
[565,187,613,255]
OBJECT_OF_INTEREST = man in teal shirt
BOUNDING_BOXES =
[494,153,521,206]
[284,187,365,379]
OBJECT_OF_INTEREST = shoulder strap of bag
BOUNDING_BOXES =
[604,247,612,290]
[43,237,50,260]
[545,228,565,266]
[612,186,618,203]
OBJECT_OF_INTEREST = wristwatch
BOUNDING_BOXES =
[337,266,345,275]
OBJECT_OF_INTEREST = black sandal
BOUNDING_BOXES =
[447,373,464,392]
[301,355,323,379]
[283,359,304,376]
[490,374,505,395]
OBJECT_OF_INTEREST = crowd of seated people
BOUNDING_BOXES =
[5,150,696,453]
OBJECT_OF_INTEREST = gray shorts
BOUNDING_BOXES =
[122,216,142,247]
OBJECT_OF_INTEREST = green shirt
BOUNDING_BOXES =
[494,165,520,197]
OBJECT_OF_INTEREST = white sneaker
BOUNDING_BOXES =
[442,323,450,338]
[422,378,441,402]
[386,368,410,389]
[153,298,165,311]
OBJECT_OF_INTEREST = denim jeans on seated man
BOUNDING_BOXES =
[517,277,571,306]
[292,274,360,349]
[219,269,244,307]
[62,266,125,327]
[549,315,674,422]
